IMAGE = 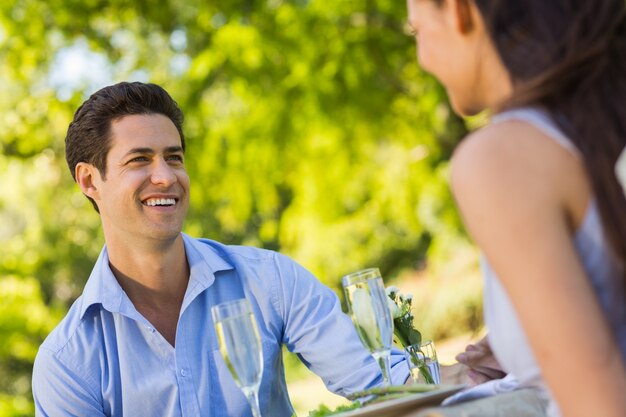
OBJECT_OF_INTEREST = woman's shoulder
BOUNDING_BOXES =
[450,117,590,231]
[453,121,560,187]
[455,116,576,165]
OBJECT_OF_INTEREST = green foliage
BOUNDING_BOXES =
[0,0,475,414]
[307,402,361,417]
[0,276,62,417]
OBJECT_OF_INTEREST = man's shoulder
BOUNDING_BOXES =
[186,235,307,282]
[193,236,280,262]
[38,296,104,359]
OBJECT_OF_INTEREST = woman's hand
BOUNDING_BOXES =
[455,336,506,385]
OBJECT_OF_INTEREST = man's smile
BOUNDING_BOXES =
[142,197,178,207]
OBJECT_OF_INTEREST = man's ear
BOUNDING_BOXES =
[453,0,475,33]
[75,162,102,201]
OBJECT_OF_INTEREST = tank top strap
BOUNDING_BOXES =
[491,108,581,157]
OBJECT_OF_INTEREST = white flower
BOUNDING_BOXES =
[386,286,399,297]
[616,147,626,197]
[387,295,402,319]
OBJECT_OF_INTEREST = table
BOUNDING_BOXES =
[397,388,548,417]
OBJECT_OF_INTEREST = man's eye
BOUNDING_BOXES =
[130,156,149,162]
[167,155,184,162]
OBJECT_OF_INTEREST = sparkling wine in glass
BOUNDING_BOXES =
[212,298,264,417]
[342,268,394,386]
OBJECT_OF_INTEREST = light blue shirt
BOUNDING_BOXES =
[33,234,409,416]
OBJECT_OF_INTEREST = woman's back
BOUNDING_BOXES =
[449,104,626,417]
[481,108,626,415]
[407,0,626,414]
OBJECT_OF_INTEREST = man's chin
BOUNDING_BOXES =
[144,226,184,243]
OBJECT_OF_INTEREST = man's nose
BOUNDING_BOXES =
[150,158,178,185]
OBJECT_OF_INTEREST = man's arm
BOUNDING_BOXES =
[32,348,106,417]
[273,253,409,396]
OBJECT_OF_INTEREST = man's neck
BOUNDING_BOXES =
[107,233,189,306]
[105,233,189,345]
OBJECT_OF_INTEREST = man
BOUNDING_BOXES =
[32,82,409,416]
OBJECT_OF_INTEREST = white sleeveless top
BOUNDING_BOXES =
[483,108,626,417]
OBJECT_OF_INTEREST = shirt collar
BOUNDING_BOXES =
[179,233,233,311]
[79,233,234,319]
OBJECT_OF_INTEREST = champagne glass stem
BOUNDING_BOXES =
[372,349,392,386]
[245,389,262,417]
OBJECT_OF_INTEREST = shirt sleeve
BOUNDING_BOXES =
[273,253,409,396]
[32,347,106,417]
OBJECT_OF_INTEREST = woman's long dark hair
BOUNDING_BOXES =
[474,0,626,279]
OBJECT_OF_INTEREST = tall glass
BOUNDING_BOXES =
[211,299,264,417]
[342,268,394,386]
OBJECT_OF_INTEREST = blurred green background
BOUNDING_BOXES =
[0,0,483,415]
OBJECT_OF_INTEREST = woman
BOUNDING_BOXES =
[406,0,626,416]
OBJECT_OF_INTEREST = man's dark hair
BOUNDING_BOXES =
[65,81,185,211]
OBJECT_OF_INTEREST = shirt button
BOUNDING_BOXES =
[180,369,188,377]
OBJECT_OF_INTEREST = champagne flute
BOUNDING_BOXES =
[342,268,394,386]
[211,299,264,417]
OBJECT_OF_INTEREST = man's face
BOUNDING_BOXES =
[90,113,190,246]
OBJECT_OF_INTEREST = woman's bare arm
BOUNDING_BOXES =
[451,120,626,417]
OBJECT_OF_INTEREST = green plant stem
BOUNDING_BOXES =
[393,328,410,347]
[418,364,435,384]
[346,384,436,401]
[407,349,435,385]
